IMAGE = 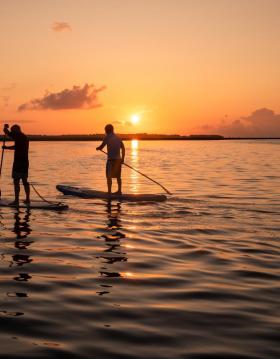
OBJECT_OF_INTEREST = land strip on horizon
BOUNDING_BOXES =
[0,134,279,141]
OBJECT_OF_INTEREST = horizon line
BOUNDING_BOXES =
[1,133,280,140]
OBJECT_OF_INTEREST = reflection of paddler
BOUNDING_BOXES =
[106,201,122,230]
[3,124,30,206]
[14,209,32,246]
[96,124,125,195]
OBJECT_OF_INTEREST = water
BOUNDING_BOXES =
[0,140,279,359]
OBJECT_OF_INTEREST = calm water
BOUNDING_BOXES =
[0,140,279,359]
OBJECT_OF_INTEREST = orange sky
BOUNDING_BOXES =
[1,0,280,136]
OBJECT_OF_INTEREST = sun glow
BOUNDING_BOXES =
[130,114,140,125]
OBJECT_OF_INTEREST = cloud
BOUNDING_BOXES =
[109,107,153,128]
[18,84,106,112]
[1,95,10,108]
[112,120,124,125]
[112,120,133,127]
[1,83,17,91]
[1,83,17,108]
[194,108,280,137]
[52,22,72,32]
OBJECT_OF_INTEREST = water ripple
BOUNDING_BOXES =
[0,140,280,359]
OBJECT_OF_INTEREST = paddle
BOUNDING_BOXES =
[100,149,172,195]
[0,126,7,198]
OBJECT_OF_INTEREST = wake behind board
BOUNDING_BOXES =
[57,185,167,202]
[0,199,68,210]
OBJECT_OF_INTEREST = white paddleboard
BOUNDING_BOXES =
[0,198,68,210]
[56,185,167,202]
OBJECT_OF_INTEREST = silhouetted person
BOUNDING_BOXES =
[3,124,30,206]
[96,124,125,194]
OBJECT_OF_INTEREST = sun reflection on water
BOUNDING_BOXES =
[130,140,139,193]
[123,272,134,278]
[131,139,138,150]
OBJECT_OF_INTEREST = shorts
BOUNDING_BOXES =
[106,159,122,178]
[12,169,28,181]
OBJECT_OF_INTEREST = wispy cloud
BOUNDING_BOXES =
[1,95,10,108]
[1,83,17,109]
[109,106,153,128]
[18,84,106,112]
[52,22,72,32]
[1,83,17,92]
[112,120,133,127]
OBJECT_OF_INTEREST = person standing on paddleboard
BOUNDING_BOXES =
[96,124,125,195]
[2,124,30,206]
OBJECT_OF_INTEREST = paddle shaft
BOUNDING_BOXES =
[0,133,6,198]
[100,149,172,195]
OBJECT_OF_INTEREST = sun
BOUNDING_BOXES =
[130,114,140,125]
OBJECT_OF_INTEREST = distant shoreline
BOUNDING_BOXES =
[0,134,279,141]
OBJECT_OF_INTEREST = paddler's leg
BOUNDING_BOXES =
[116,177,122,195]
[107,178,112,194]
[11,178,20,206]
[22,176,30,205]
[115,160,122,194]
[10,169,20,206]
[106,160,113,194]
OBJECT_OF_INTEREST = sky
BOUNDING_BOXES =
[1,0,280,136]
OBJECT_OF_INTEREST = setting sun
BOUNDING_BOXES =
[130,114,140,125]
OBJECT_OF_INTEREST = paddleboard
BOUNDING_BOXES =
[0,199,68,210]
[56,185,167,202]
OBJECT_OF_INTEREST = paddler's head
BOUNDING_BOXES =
[11,124,21,134]
[105,124,114,134]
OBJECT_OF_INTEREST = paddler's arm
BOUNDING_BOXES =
[3,124,13,138]
[121,141,125,163]
[2,125,15,149]
[96,139,107,151]
[2,145,15,150]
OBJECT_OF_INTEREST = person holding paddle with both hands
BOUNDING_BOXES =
[96,124,125,195]
[2,124,30,206]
